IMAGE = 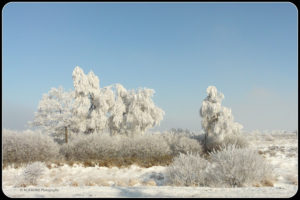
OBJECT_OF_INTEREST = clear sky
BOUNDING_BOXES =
[2,2,298,132]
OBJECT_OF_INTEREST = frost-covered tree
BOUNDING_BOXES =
[108,84,165,135]
[71,66,114,134]
[29,87,74,142]
[200,86,243,150]
[107,84,127,135]
[31,66,164,137]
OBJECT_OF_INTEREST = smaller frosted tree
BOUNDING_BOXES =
[29,87,74,143]
[199,86,243,150]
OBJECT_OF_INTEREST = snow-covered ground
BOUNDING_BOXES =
[2,130,298,198]
[3,185,297,198]
[248,130,298,187]
[3,164,166,187]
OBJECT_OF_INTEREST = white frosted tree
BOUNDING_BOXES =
[200,86,243,150]
[29,87,74,143]
[31,66,165,138]
[108,84,165,136]
[71,66,114,134]
[107,84,127,135]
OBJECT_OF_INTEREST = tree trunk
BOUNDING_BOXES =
[65,127,68,144]
[205,126,210,152]
[204,132,207,152]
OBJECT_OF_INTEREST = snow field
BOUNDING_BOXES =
[3,185,297,198]
[3,164,166,187]
[249,131,298,186]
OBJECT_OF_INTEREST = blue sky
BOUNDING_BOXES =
[2,2,298,132]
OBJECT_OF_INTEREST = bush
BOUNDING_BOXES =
[205,133,248,153]
[192,132,248,153]
[2,129,61,167]
[165,145,275,187]
[60,132,173,167]
[125,134,172,158]
[163,132,203,156]
[15,162,46,187]
[165,152,209,186]
[60,133,121,161]
[2,128,204,168]
[207,145,275,187]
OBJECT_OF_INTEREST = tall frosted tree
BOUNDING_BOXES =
[200,86,243,149]
[71,66,114,134]
[29,87,74,143]
[108,84,165,136]
[107,84,127,135]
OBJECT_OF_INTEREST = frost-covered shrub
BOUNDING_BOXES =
[60,133,172,166]
[165,145,274,187]
[59,131,205,167]
[60,133,120,161]
[15,162,46,187]
[207,145,274,187]
[162,132,203,156]
[204,133,248,152]
[2,129,60,166]
[121,134,171,158]
[165,152,209,186]
[222,134,248,148]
